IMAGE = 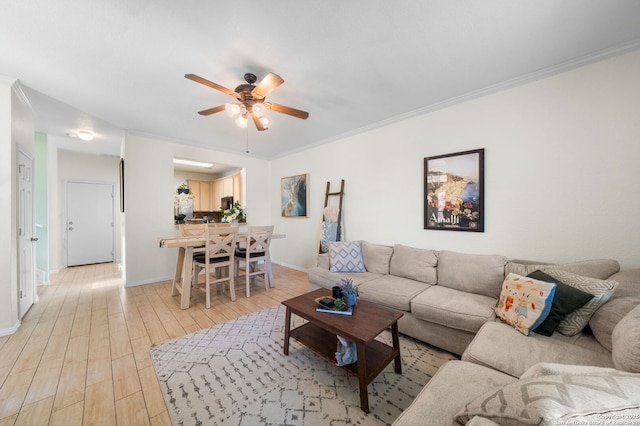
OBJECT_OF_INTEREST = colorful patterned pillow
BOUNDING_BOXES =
[543,269,618,336]
[494,273,557,336]
[329,241,365,272]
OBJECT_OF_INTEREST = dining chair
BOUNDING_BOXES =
[179,223,207,236]
[234,225,274,298]
[180,223,206,257]
[193,226,239,307]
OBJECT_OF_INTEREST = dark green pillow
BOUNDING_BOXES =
[528,270,594,336]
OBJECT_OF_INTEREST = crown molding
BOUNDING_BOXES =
[270,40,640,161]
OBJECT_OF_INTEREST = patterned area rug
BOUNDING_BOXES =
[151,305,457,425]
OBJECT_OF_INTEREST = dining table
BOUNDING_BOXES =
[158,232,286,309]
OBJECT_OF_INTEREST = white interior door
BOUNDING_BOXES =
[18,150,36,318]
[66,181,114,266]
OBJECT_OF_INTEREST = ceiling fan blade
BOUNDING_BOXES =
[250,113,268,131]
[251,72,284,99]
[267,102,309,120]
[198,105,226,116]
[185,74,240,99]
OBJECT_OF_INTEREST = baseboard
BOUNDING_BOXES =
[124,275,174,287]
[0,320,21,337]
[271,260,307,273]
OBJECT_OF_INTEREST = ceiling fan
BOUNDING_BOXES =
[185,72,309,131]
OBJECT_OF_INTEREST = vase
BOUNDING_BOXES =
[346,293,357,307]
[231,220,239,226]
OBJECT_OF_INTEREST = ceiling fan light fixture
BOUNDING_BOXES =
[235,114,248,128]
[77,130,94,141]
[225,103,241,117]
[252,102,267,117]
[260,116,270,128]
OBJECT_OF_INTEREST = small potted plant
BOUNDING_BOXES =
[339,278,358,306]
[177,183,190,194]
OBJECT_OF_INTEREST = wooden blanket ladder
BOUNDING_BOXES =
[319,179,345,252]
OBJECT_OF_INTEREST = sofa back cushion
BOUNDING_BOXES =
[361,242,393,275]
[590,296,640,351]
[438,251,508,299]
[612,304,640,373]
[389,244,437,284]
[506,259,620,280]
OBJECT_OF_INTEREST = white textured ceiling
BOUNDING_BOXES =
[2,1,640,159]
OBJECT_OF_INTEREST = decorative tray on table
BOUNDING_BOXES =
[314,296,353,315]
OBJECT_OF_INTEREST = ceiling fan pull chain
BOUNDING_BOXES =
[245,125,249,154]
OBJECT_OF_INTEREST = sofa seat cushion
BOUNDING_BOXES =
[392,360,516,426]
[411,286,497,333]
[462,321,614,378]
[546,327,612,356]
[357,275,431,311]
[437,251,508,299]
[389,244,437,284]
[306,267,381,290]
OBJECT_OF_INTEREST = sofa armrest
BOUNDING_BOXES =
[317,252,330,270]
[461,321,614,378]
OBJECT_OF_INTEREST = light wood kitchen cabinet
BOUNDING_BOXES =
[212,180,224,210]
[188,180,212,211]
[232,174,241,204]
[188,173,242,212]
[223,177,233,197]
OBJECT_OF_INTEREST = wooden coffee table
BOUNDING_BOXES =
[282,288,404,413]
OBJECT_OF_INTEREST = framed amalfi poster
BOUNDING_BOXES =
[424,149,484,232]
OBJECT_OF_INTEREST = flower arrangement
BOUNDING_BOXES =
[222,201,246,222]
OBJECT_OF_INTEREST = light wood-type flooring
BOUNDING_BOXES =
[0,262,309,425]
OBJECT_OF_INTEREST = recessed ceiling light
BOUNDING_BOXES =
[173,158,214,168]
[77,130,94,141]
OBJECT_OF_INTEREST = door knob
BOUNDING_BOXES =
[69,227,74,231]
[68,221,74,225]
[31,237,39,242]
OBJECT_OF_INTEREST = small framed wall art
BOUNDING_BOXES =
[424,149,484,232]
[281,173,308,217]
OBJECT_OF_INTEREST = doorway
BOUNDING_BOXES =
[66,181,114,266]
[18,150,36,318]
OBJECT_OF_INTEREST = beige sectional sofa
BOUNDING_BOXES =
[307,241,640,424]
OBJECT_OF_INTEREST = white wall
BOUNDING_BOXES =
[0,81,34,335]
[123,134,270,286]
[270,49,640,271]
[48,147,121,271]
